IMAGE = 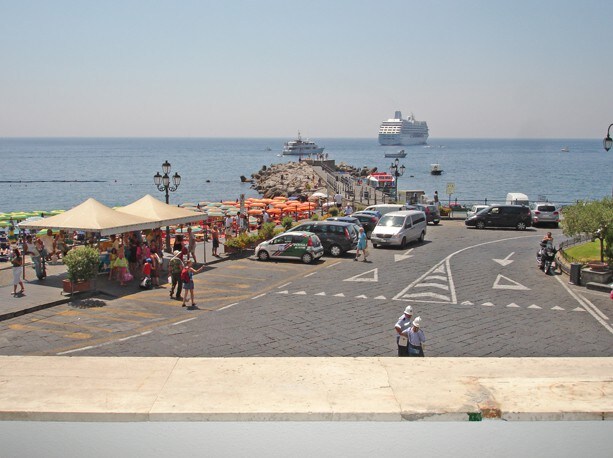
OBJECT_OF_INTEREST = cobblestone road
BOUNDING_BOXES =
[1,221,611,357]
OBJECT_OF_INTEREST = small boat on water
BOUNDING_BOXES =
[384,149,406,158]
[560,147,570,152]
[430,163,443,175]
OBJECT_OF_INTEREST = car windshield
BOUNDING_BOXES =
[537,205,556,212]
[379,215,405,227]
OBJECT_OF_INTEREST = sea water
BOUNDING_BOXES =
[1,137,611,213]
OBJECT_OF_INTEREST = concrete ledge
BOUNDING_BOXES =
[0,356,611,422]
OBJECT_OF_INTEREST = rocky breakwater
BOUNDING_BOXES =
[250,162,319,198]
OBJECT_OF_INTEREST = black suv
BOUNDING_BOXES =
[291,221,358,256]
[465,205,532,230]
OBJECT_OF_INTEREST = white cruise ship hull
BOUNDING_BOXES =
[378,134,428,146]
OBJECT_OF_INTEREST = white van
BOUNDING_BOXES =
[370,210,427,248]
[363,204,410,216]
[506,193,529,206]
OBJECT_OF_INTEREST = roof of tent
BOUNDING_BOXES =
[18,198,157,236]
[116,194,204,227]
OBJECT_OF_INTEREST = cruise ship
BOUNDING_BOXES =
[378,111,429,146]
[282,132,324,156]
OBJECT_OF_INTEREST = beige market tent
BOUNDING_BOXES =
[116,194,204,227]
[18,198,157,236]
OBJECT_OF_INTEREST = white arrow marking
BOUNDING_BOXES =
[461,301,474,305]
[493,274,530,291]
[506,303,521,308]
[493,252,515,266]
[276,290,289,294]
[355,295,368,299]
[482,302,495,307]
[314,292,326,296]
[528,304,541,309]
[293,291,306,295]
[334,293,345,297]
[573,307,586,312]
[374,295,387,300]
[394,248,414,262]
[344,268,378,282]
[551,306,565,311]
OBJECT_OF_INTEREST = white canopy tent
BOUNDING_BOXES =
[116,194,204,227]
[18,198,158,236]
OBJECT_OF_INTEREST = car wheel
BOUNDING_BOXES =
[372,243,378,248]
[301,253,313,264]
[476,221,486,229]
[329,244,343,257]
[516,221,527,231]
[433,221,440,225]
[257,250,270,261]
[418,231,425,243]
[400,237,407,248]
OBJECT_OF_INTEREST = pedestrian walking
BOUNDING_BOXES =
[211,226,220,257]
[434,191,439,205]
[181,260,204,308]
[355,227,368,262]
[403,316,426,357]
[187,227,197,263]
[11,248,25,296]
[394,305,413,356]
[169,250,184,300]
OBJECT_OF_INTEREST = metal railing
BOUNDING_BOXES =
[558,234,593,264]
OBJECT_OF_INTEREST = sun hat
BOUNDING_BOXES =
[404,305,413,315]
[412,316,422,328]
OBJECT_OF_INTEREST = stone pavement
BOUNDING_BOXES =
[0,239,227,322]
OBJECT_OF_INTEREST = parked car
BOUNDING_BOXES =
[414,204,441,225]
[326,216,362,227]
[350,211,380,236]
[529,202,560,227]
[466,204,489,219]
[255,231,324,264]
[371,210,427,248]
[464,205,532,230]
[291,221,358,257]
[363,204,411,216]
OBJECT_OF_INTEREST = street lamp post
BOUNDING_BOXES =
[389,158,406,202]
[603,123,613,151]
[153,160,181,253]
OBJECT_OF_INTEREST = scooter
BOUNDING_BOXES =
[537,241,557,275]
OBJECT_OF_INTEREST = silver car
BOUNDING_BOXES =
[529,202,559,227]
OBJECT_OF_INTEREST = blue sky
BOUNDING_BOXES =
[1,0,612,138]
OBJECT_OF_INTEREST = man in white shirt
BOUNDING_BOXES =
[394,306,413,357]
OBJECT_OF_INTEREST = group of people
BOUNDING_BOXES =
[168,247,205,307]
[107,231,164,287]
[394,305,426,357]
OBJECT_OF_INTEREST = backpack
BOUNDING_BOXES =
[181,268,190,283]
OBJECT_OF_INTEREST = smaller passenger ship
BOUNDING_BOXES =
[282,132,324,156]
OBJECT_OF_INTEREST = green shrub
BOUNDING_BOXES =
[281,216,294,231]
[258,222,276,240]
[63,246,100,283]
[328,207,339,217]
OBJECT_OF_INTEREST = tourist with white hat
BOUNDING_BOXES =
[403,316,426,357]
[394,305,413,357]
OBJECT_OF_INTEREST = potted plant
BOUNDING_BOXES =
[62,246,100,293]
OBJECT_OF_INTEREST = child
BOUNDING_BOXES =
[140,258,153,289]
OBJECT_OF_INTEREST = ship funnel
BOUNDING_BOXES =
[394,111,402,119]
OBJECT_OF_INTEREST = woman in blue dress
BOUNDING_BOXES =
[355,227,368,262]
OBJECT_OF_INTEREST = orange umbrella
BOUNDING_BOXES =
[267,208,282,214]
[249,202,266,208]
[248,209,263,215]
